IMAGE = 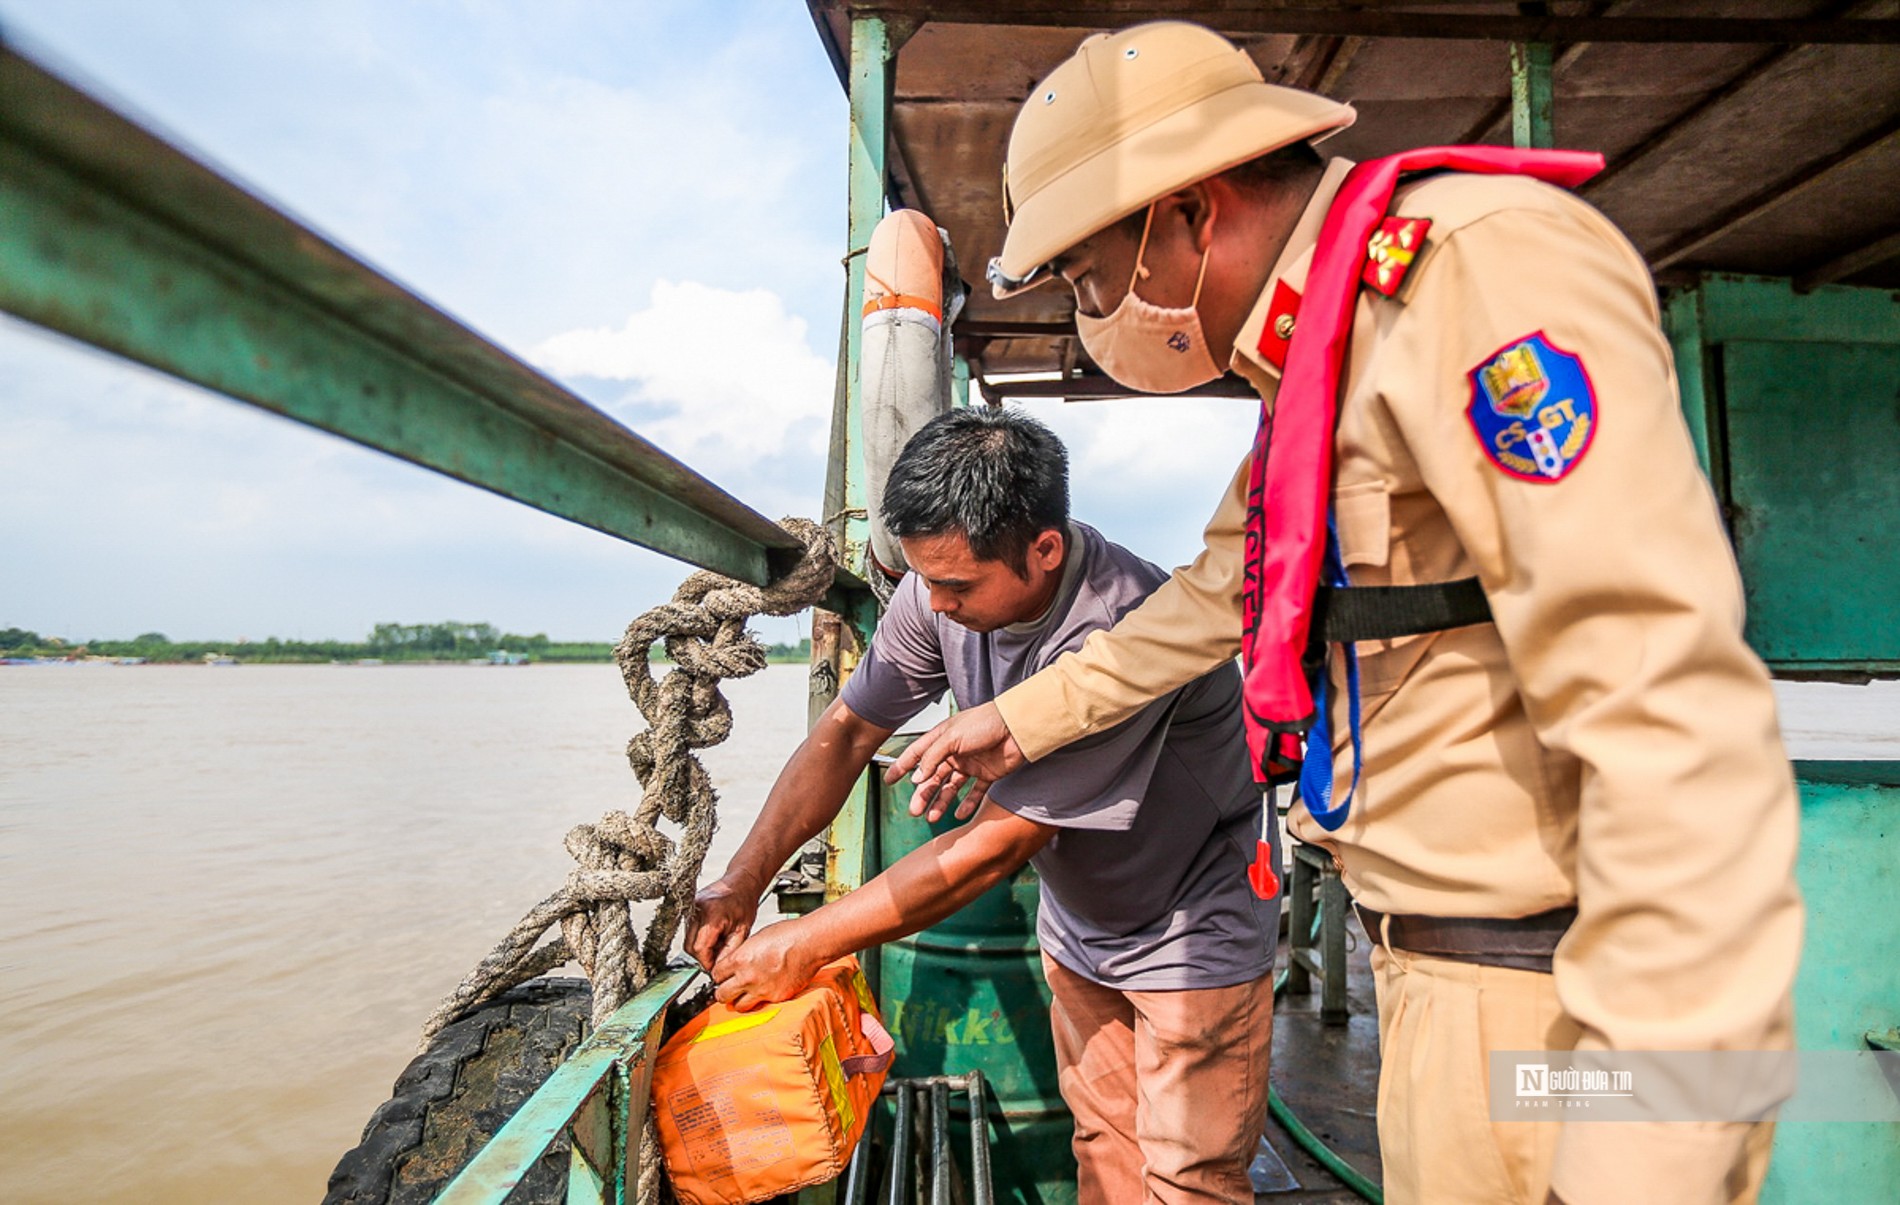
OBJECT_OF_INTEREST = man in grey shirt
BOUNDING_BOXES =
[689,407,1279,1203]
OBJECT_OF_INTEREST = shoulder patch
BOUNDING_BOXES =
[1362,217,1430,298]
[1464,332,1597,482]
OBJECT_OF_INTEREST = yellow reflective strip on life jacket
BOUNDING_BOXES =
[689,1007,780,1044]
[818,1034,855,1134]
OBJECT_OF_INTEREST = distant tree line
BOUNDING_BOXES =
[1,624,812,666]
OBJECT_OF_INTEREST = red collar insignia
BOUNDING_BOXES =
[1362,217,1431,298]
[1257,278,1302,371]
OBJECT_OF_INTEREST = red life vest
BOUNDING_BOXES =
[1238,147,1605,783]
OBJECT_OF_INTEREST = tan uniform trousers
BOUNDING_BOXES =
[1369,942,1776,1205]
[1042,954,1274,1204]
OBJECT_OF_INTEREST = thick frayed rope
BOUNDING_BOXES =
[419,517,836,1048]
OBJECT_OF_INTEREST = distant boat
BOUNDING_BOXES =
[485,650,529,666]
[202,654,238,666]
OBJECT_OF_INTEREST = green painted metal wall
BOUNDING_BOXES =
[1667,278,1900,1199]
[1724,341,1900,668]
[1664,274,1900,675]
[1763,765,1900,1202]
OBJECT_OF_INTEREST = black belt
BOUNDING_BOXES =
[1355,904,1576,974]
[1315,577,1493,644]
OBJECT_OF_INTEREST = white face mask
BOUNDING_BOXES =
[1075,204,1221,395]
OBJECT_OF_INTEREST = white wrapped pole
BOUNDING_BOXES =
[861,209,964,599]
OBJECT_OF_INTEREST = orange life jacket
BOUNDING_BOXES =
[652,956,893,1205]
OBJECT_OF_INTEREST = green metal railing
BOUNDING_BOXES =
[434,965,699,1205]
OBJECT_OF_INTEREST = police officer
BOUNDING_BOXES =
[891,21,1801,1205]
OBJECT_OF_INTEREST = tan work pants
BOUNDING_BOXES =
[1370,943,1775,1205]
[1043,953,1274,1205]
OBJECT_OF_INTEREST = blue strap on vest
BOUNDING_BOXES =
[1299,520,1363,832]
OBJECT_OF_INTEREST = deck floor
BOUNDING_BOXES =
[1258,912,1385,1203]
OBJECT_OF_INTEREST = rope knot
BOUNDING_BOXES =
[421,518,836,1052]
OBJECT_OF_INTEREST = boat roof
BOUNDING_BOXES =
[805,1,1900,393]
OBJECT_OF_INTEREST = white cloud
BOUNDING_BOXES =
[0,3,849,642]
[1017,395,1260,568]
[532,280,834,474]
[1052,395,1259,488]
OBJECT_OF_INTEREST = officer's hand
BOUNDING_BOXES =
[710,920,822,1012]
[885,702,1025,821]
[685,875,760,971]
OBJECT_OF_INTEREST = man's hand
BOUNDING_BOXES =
[685,874,761,971]
[710,919,824,1012]
[884,701,1026,820]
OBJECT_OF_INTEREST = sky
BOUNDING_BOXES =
[0,0,1257,645]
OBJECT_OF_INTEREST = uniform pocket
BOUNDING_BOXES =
[1333,480,1391,574]
[1332,479,1409,698]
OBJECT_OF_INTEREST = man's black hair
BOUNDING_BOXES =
[1221,139,1325,194]
[1114,140,1324,237]
[881,406,1069,575]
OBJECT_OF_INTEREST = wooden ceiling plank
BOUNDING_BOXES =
[1284,34,1360,94]
[957,319,1078,338]
[867,5,1900,45]
[1795,227,1900,290]
[1585,0,1874,195]
[1315,35,1366,95]
[1650,123,1900,270]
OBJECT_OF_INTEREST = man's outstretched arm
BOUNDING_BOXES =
[710,799,1054,1010]
[684,696,894,970]
[889,454,1253,811]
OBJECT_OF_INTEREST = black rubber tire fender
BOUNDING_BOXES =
[324,977,593,1205]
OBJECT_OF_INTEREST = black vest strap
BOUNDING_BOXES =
[1314,577,1493,644]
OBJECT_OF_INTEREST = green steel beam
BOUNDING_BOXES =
[433,964,699,1205]
[813,13,899,972]
[1510,41,1555,149]
[835,14,897,594]
[827,765,880,901]
[0,43,813,588]
[1661,286,1722,487]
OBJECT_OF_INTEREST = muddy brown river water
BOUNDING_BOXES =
[0,662,1891,1202]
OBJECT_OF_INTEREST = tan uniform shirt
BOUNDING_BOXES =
[994,159,1803,1197]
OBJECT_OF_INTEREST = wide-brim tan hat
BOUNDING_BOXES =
[994,21,1355,292]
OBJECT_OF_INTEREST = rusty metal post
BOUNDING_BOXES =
[1510,40,1555,148]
